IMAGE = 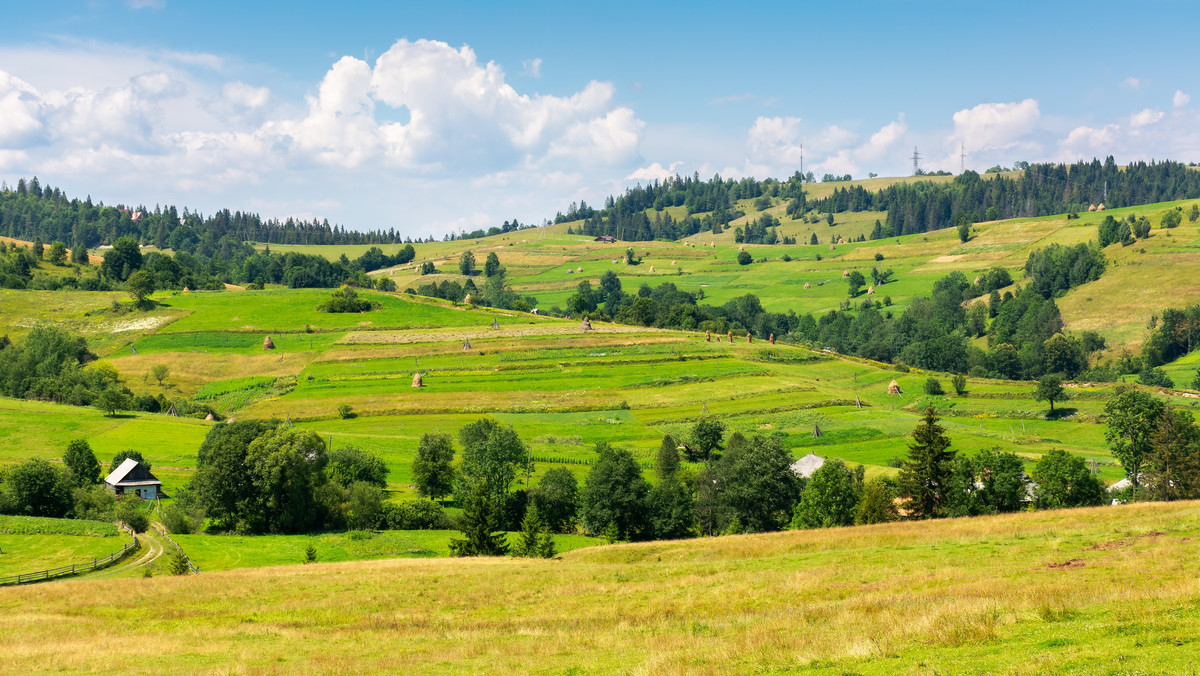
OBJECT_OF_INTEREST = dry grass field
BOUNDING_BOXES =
[2,501,1198,674]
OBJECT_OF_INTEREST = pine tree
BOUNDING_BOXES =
[514,505,556,558]
[449,483,510,557]
[897,405,956,518]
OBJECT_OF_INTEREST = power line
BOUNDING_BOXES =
[911,146,921,175]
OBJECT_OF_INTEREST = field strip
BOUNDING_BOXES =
[337,324,674,345]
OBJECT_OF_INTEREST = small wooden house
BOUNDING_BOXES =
[104,459,162,500]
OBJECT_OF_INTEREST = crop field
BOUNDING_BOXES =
[173,529,602,571]
[0,516,125,575]
[2,500,1198,673]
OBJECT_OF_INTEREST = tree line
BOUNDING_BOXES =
[820,158,1200,237]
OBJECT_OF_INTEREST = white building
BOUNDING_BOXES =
[104,458,162,500]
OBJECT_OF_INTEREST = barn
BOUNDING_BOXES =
[104,459,162,500]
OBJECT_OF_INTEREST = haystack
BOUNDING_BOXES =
[812,423,822,438]
[1097,203,1106,211]
[463,293,472,305]
[769,333,775,345]
[165,403,179,417]
[803,282,810,290]
[263,336,275,350]
[842,270,849,278]
[182,286,190,293]
[746,332,753,343]
[462,338,472,350]
[973,276,981,285]
[705,329,711,342]
[649,266,655,273]
[829,244,835,251]
[226,417,236,423]
[739,245,745,251]
[580,316,593,331]
[576,266,583,273]
[671,260,676,265]
[887,379,902,395]
[612,258,618,264]
[867,286,875,295]
[838,238,845,244]
[491,318,500,329]
[726,331,733,343]
[567,268,574,274]
[701,403,709,414]
[412,373,424,388]
[855,394,863,408]
[205,413,215,421]
[1088,204,1097,212]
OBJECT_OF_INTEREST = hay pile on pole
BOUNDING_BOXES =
[580,316,593,331]
[812,423,822,438]
[803,282,810,289]
[769,333,775,344]
[462,338,472,350]
[205,413,215,421]
[263,336,275,350]
[887,380,902,395]
[726,331,732,343]
[412,373,424,388]
[491,318,499,330]
[746,332,752,343]
[705,329,711,342]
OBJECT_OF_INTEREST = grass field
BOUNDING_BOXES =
[173,529,602,571]
[0,516,126,575]
[2,500,1198,673]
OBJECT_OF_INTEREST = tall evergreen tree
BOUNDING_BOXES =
[897,405,956,518]
[449,483,509,557]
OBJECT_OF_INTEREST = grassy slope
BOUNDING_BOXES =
[2,501,1198,673]
[0,516,126,575]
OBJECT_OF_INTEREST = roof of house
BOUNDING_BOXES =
[790,452,825,479]
[104,458,161,487]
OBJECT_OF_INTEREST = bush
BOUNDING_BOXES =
[337,403,354,419]
[951,374,967,396]
[382,499,451,530]
[113,494,150,533]
[874,252,884,261]
[1138,367,1174,389]
[924,377,944,395]
[737,251,752,266]
[161,501,205,534]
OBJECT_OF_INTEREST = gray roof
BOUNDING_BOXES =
[104,458,161,487]
[790,453,825,479]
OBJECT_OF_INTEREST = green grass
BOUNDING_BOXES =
[173,529,603,571]
[0,516,126,575]
[4,501,1200,673]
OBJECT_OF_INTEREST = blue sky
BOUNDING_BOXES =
[0,0,1196,235]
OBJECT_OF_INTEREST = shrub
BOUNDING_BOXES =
[337,403,354,419]
[924,377,944,395]
[114,494,149,533]
[1139,367,1174,389]
[874,252,884,261]
[737,251,752,266]
[304,542,318,563]
[382,499,451,530]
[951,374,967,396]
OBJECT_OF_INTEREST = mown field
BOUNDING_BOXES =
[0,516,126,575]
[0,284,1179,504]
[2,500,1199,673]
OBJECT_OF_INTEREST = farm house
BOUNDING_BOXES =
[104,459,162,500]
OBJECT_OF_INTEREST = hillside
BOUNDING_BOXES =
[0,286,1170,504]
[2,501,1198,673]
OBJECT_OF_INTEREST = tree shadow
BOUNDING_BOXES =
[1045,407,1078,420]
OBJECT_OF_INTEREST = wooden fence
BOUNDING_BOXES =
[153,522,200,574]
[0,522,140,586]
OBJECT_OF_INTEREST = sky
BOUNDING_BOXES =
[1,0,1197,237]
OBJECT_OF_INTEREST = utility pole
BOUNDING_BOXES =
[911,146,921,175]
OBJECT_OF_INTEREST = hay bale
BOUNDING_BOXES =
[205,413,215,421]
[867,286,875,295]
[649,266,655,273]
[887,380,902,395]
[830,244,835,250]
[462,338,472,350]
[705,329,711,342]
[412,373,424,388]
[842,270,849,278]
[580,316,593,331]
[803,282,810,290]
[463,293,472,305]
[726,331,733,343]
[746,332,752,343]
[769,333,775,345]
[263,336,275,350]
[1087,204,1097,212]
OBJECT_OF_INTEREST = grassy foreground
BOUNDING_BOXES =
[3,501,1199,674]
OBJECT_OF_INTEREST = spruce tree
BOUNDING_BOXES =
[897,405,955,518]
[449,483,510,557]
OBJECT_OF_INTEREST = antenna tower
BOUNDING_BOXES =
[799,143,804,182]
[959,143,967,174]
[911,146,921,175]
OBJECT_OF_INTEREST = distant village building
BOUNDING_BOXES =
[594,235,616,243]
[104,459,162,500]
[790,453,825,479]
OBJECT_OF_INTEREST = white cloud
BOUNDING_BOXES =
[1130,108,1164,128]
[746,116,805,164]
[1175,90,1190,108]
[522,58,542,78]
[626,161,684,182]
[127,0,165,9]
[709,93,754,105]
[222,81,270,111]
[950,99,1040,152]
[1122,76,1142,89]
[1057,124,1119,157]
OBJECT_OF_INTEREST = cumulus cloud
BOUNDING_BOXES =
[1057,124,1119,157]
[950,99,1040,151]
[222,81,270,111]
[522,58,542,78]
[626,161,684,182]
[1130,108,1164,128]
[1175,90,1190,108]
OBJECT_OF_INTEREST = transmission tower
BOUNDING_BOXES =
[911,146,921,175]
[959,143,967,174]
[799,143,804,182]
